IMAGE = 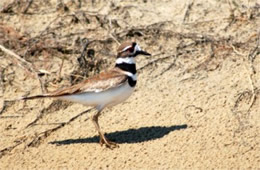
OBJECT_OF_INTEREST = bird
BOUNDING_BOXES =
[19,42,151,148]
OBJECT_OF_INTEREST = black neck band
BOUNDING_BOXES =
[115,63,137,87]
[115,63,136,74]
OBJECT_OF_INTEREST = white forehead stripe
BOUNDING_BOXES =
[121,45,132,52]
[116,57,136,64]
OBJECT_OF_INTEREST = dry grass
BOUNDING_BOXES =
[0,0,259,169]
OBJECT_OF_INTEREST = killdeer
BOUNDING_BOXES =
[20,42,151,148]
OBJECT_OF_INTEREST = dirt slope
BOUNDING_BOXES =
[0,0,259,169]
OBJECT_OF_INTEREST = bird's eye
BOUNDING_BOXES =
[128,47,134,52]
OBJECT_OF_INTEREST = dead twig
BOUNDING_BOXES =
[232,90,251,110]
[23,0,34,14]
[246,73,257,113]
[0,1,17,13]
[138,53,172,71]
[224,0,237,31]
[0,44,47,93]
[0,135,28,159]
[183,0,194,23]
[25,101,70,128]
[0,101,6,115]
[0,68,5,115]
[25,110,45,128]
[58,57,65,79]
[157,54,178,77]
[231,44,246,56]
[109,33,120,45]
[0,141,23,159]
[38,14,62,37]
[244,32,259,113]
[248,32,260,74]
[77,38,90,68]
[1,108,93,157]
[231,33,259,134]
[27,108,93,147]
[0,44,35,73]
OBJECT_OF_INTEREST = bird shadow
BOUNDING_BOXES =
[49,124,188,145]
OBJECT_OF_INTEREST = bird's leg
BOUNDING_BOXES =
[91,110,118,148]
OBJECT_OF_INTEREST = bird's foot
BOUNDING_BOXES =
[100,137,119,149]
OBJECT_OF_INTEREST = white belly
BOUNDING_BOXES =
[57,82,134,108]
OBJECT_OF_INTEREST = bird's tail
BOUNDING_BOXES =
[6,94,50,102]
[19,94,49,100]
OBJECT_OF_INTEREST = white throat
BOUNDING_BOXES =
[116,57,136,64]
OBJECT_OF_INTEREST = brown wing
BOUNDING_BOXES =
[47,67,128,97]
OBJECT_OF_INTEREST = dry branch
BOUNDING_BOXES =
[23,0,34,14]
[244,32,260,113]
[138,54,172,71]
[0,44,34,73]
[0,44,47,93]
[231,32,259,134]
[0,108,92,158]
[0,141,23,159]
[157,54,178,77]
[183,0,194,23]
[248,32,260,74]
[0,68,5,115]
[27,108,93,147]
[0,1,17,13]
[25,100,70,128]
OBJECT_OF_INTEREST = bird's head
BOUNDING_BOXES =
[117,42,151,59]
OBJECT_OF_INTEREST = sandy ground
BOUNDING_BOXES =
[0,0,259,169]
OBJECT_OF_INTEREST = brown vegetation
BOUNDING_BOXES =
[0,0,259,169]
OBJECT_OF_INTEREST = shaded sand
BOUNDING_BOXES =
[0,0,259,169]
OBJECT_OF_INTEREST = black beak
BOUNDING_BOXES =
[136,50,151,56]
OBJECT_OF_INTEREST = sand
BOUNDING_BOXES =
[0,0,259,169]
